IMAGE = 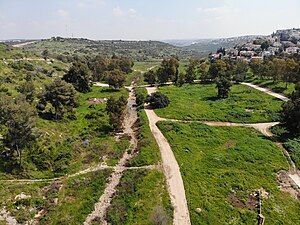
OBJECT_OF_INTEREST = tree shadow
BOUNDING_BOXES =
[100,88,119,93]
[203,96,220,101]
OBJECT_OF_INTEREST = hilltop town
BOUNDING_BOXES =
[211,28,300,60]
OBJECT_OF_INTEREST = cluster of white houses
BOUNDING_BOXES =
[211,28,300,61]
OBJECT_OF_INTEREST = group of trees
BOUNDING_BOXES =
[144,57,179,85]
[88,55,134,89]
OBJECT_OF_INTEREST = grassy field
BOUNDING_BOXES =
[156,84,283,123]
[246,76,295,97]
[106,169,173,225]
[0,170,110,224]
[158,121,300,225]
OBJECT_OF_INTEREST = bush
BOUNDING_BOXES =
[283,138,300,169]
[146,92,170,109]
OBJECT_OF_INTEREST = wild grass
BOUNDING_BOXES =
[106,169,173,225]
[158,121,300,225]
[156,84,283,123]
[39,170,111,225]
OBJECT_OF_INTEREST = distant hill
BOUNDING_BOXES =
[163,35,262,57]
[20,37,200,61]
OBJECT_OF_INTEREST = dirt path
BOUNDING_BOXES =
[241,82,290,102]
[84,86,138,225]
[12,41,36,48]
[145,87,191,225]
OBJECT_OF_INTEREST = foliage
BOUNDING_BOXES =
[216,77,232,98]
[146,92,170,109]
[106,96,127,131]
[17,81,35,103]
[281,82,300,135]
[106,69,126,89]
[283,138,300,170]
[0,95,37,168]
[38,78,78,120]
[144,70,157,85]
[63,61,92,93]
[156,57,179,84]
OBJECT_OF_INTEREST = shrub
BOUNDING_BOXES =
[146,92,170,109]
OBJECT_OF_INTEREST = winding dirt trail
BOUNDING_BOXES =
[84,86,138,225]
[145,87,191,225]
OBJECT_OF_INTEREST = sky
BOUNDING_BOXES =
[0,0,299,40]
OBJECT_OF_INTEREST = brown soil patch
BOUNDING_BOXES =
[277,170,300,200]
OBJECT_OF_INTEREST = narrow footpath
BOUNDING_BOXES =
[84,86,138,225]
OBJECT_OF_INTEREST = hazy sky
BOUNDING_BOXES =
[0,0,299,40]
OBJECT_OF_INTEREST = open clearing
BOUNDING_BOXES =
[158,121,300,225]
[155,84,283,123]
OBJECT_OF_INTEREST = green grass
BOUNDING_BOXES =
[158,121,300,225]
[156,84,283,123]
[39,170,111,225]
[246,76,295,97]
[106,169,173,225]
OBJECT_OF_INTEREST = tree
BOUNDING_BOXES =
[146,92,170,109]
[156,57,179,84]
[261,41,270,51]
[17,81,35,103]
[233,60,249,83]
[284,58,298,88]
[281,82,300,135]
[144,70,157,85]
[107,69,126,89]
[185,59,197,83]
[42,49,49,60]
[106,96,127,131]
[0,95,37,168]
[209,59,228,79]
[38,78,78,120]
[63,61,92,93]
[216,77,232,98]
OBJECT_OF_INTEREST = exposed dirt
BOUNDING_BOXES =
[277,171,300,199]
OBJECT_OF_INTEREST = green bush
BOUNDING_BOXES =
[283,138,300,170]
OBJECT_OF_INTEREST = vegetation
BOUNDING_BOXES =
[281,82,300,135]
[283,138,300,170]
[155,84,282,123]
[146,92,170,109]
[216,77,232,98]
[106,96,128,131]
[39,170,110,224]
[106,169,172,225]
[158,121,300,224]
[63,61,92,93]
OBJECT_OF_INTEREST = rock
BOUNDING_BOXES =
[195,208,202,214]
[15,193,31,201]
